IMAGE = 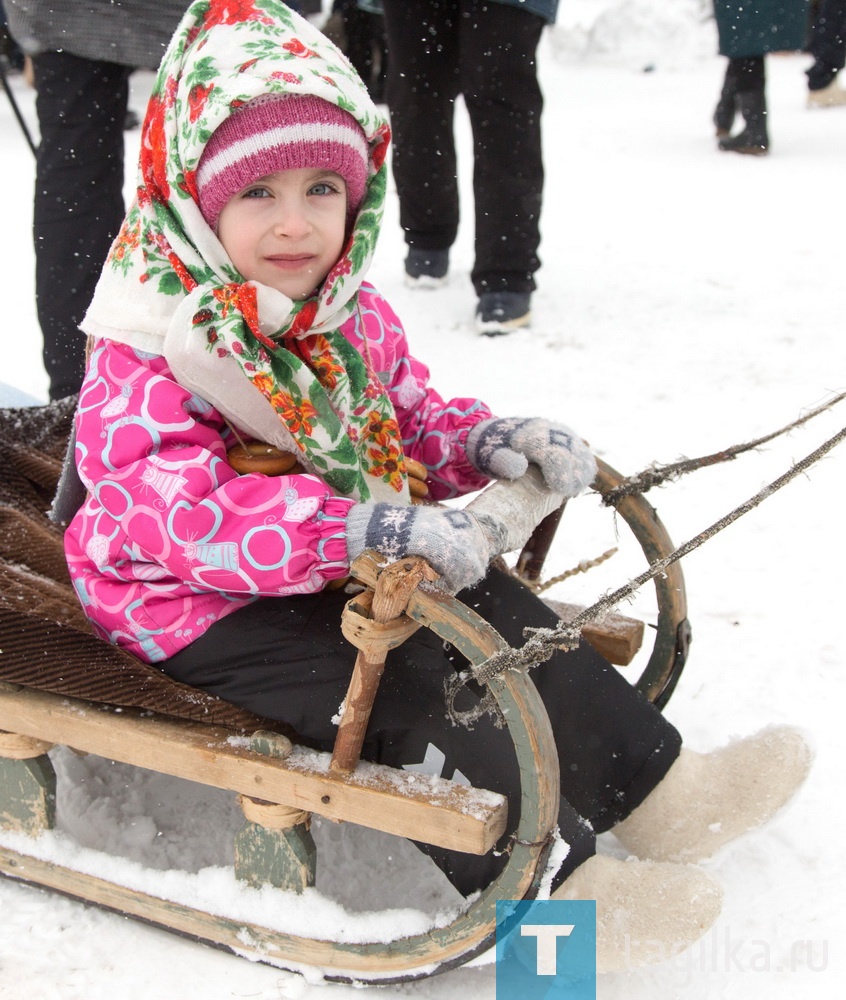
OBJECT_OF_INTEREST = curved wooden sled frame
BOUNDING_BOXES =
[515,458,690,707]
[0,460,689,983]
[595,458,690,707]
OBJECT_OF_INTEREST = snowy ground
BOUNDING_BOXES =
[1,2,844,998]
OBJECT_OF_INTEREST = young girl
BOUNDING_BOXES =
[65,0,810,971]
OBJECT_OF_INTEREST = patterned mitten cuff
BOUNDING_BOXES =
[345,502,493,594]
[465,416,597,496]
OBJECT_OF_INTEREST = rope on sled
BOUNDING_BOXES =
[445,422,846,728]
[524,546,618,595]
[602,390,846,505]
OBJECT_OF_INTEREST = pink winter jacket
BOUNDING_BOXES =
[65,285,493,663]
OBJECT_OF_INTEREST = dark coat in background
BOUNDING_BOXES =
[361,0,560,24]
[714,0,811,57]
[4,0,189,68]
[490,0,559,23]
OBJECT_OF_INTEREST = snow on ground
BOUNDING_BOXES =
[1,2,844,998]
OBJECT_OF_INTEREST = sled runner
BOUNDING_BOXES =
[0,400,688,983]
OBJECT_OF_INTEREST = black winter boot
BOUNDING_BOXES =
[713,68,738,136]
[718,89,769,155]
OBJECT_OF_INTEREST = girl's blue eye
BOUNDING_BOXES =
[243,187,270,199]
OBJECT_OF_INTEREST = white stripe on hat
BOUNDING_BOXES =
[197,122,369,189]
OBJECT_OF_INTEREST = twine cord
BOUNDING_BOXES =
[602,391,846,505]
[446,422,846,726]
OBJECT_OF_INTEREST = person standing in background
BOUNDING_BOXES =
[5,0,191,401]
[380,0,556,336]
[322,0,387,103]
[0,2,25,72]
[712,0,810,155]
[806,0,846,106]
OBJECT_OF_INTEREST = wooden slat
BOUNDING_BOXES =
[543,599,645,666]
[0,686,506,856]
[0,842,499,978]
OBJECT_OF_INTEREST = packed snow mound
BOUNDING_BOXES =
[549,0,718,68]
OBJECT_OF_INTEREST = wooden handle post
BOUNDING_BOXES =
[515,502,567,583]
[330,557,436,774]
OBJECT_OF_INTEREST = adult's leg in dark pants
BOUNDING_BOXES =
[717,56,768,153]
[382,0,462,253]
[459,3,545,295]
[33,52,129,400]
[714,58,741,135]
[807,0,846,90]
[728,55,765,92]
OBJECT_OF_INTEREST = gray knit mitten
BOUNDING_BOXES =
[346,502,500,594]
[465,417,597,496]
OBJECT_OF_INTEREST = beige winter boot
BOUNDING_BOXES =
[553,853,723,973]
[613,724,812,863]
[807,78,846,108]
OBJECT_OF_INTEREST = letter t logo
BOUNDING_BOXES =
[520,923,576,975]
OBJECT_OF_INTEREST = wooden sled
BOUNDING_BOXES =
[0,402,689,983]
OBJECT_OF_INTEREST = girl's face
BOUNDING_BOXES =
[217,167,348,300]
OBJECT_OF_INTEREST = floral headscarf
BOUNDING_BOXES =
[81,0,407,502]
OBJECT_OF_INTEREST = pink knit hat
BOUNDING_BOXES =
[197,94,369,230]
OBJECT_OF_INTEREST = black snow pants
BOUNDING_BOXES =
[162,566,681,897]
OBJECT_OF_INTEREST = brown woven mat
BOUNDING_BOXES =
[0,400,278,734]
